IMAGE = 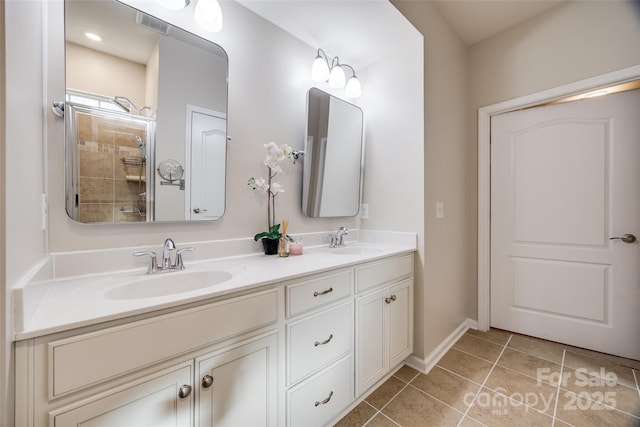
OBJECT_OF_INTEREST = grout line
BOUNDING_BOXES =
[550,349,566,427]
[455,334,514,427]
[405,382,468,418]
[436,364,487,388]
[448,347,502,365]
[634,369,640,400]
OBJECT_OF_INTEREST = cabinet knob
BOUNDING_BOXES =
[201,375,214,389]
[178,384,192,399]
[385,294,397,304]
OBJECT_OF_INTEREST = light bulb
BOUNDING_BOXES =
[345,76,362,98]
[311,56,330,82]
[155,0,189,10]
[328,66,346,88]
[194,0,223,33]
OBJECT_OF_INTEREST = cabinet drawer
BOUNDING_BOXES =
[287,355,353,427]
[49,289,278,398]
[287,302,352,385]
[356,254,413,293]
[285,269,352,317]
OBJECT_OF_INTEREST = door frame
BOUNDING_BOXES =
[477,64,640,331]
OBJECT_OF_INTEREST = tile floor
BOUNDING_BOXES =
[335,329,640,426]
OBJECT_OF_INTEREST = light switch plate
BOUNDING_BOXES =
[360,204,369,219]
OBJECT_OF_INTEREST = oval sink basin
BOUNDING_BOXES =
[326,245,383,255]
[105,270,234,300]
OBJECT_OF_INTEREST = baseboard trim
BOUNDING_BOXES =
[405,318,477,374]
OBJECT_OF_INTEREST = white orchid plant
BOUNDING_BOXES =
[248,142,296,241]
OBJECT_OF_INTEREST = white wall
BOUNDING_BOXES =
[0,2,7,424]
[391,1,472,360]
[65,42,147,108]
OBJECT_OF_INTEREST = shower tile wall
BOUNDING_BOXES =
[76,112,147,222]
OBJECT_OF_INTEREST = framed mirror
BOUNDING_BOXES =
[64,0,228,223]
[302,88,364,217]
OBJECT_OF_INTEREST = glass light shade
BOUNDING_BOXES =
[328,66,346,88]
[194,0,223,33]
[345,76,362,98]
[155,0,189,10]
[311,56,330,82]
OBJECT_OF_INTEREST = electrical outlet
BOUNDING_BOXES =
[436,202,444,219]
[360,203,369,219]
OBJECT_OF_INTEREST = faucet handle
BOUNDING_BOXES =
[173,247,194,270]
[134,251,158,274]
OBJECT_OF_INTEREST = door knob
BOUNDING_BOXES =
[610,234,637,244]
[193,208,207,214]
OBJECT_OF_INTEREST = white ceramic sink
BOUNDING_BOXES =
[104,270,234,300]
[325,245,384,255]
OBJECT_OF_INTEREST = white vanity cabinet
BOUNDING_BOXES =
[15,288,280,427]
[355,255,414,396]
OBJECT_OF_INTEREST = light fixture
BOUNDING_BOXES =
[155,0,223,33]
[84,32,102,42]
[194,0,223,32]
[311,48,362,98]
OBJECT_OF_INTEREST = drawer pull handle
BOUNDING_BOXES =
[314,334,334,347]
[178,384,192,399]
[314,391,334,407]
[201,375,214,389]
[313,287,333,297]
[385,294,397,304]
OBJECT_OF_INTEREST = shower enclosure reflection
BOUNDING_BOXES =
[64,0,228,223]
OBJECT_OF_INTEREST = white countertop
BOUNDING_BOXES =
[14,234,416,340]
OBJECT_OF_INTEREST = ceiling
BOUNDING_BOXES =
[432,0,568,46]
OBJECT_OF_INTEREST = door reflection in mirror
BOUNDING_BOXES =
[303,88,364,218]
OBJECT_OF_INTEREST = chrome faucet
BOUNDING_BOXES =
[328,227,349,248]
[134,238,194,274]
[162,238,176,269]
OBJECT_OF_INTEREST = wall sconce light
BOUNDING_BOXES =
[311,48,362,98]
[155,0,223,33]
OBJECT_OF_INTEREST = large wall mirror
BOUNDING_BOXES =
[303,88,364,217]
[64,0,228,223]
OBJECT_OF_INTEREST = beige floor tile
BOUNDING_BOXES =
[458,416,486,427]
[382,387,463,427]
[437,348,494,384]
[365,413,398,427]
[365,377,406,410]
[497,348,561,385]
[560,366,640,415]
[410,367,480,412]
[564,351,638,389]
[393,365,419,383]
[452,334,504,363]
[466,387,554,427]
[334,401,377,427]
[484,365,557,414]
[465,328,513,346]
[507,334,564,364]
[562,344,640,371]
[555,389,640,426]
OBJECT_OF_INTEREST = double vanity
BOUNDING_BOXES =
[14,232,416,427]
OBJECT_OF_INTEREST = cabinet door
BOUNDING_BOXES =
[388,279,413,368]
[355,288,388,396]
[196,333,278,427]
[52,363,193,427]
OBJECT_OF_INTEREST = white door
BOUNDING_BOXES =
[186,106,226,220]
[491,89,640,359]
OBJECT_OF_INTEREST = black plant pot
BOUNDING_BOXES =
[261,238,279,255]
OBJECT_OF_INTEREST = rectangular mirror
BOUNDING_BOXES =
[303,88,364,217]
[64,0,228,223]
